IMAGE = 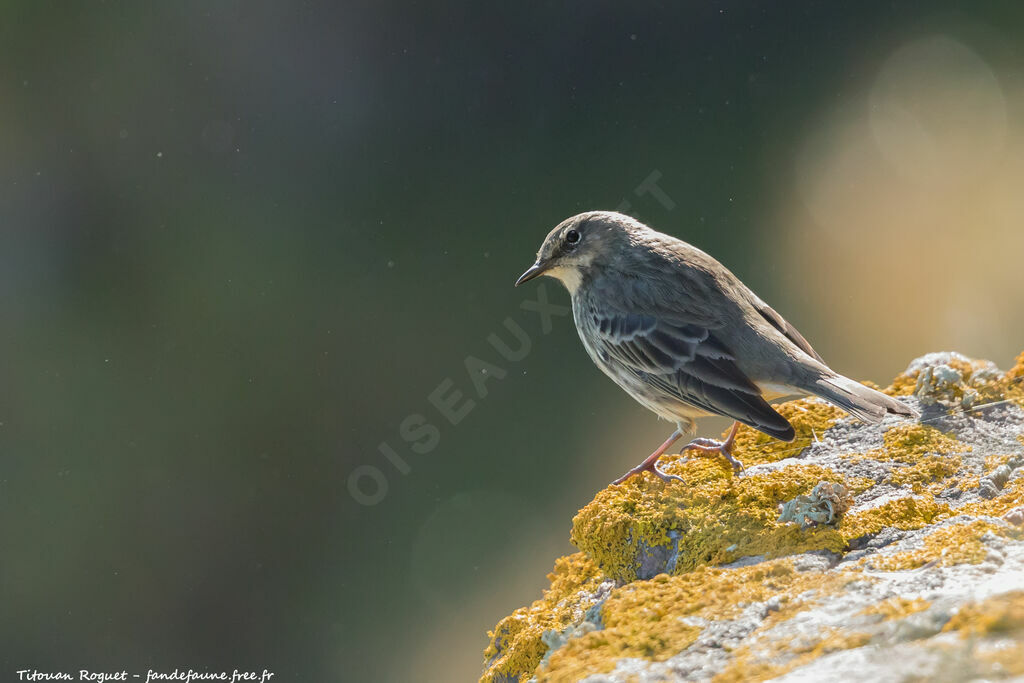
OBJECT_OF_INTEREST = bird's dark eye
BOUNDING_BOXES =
[565,229,581,246]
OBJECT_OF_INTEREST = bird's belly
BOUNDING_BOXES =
[618,374,712,421]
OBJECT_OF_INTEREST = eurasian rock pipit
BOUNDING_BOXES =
[515,211,917,484]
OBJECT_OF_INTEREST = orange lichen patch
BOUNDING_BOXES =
[538,559,856,683]
[729,398,845,466]
[868,520,1007,571]
[942,590,1024,638]
[481,553,606,683]
[857,596,931,621]
[571,461,854,582]
[712,629,872,683]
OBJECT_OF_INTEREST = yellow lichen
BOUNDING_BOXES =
[976,641,1024,676]
[538,559,855,683]
[958,475,1024,519]
[886,354,1009,409]
[571,461,853,582]
[857,596,931,621]
[957,454,1014,493]
[885,371,917,397]
[942,590,1024,638]
[481,553,605,683]
[729,398,845,466]
[712,629,872,683]
[869,520,1005,571]
[843,424,965,469]
[696,567,875,682]
[956,473,982,493]
[485,352,1024,682]
[1006,352,1024,408]
[536,603,700,682]
[985,454,1013,471]
[843,423,967,493]
[877,423,966,460]
[572,422,965,583]
[837,495,950,541]
[887,454,962,493]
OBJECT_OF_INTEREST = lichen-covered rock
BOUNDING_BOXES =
[482,553,613,682]
[481,351,1024,683]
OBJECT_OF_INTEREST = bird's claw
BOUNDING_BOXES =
[611,460,683,485]
[724,452,745,473]
[680,437,744,473]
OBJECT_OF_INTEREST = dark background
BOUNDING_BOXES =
[3,2,1024,681]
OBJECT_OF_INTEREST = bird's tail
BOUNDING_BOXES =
[811,373,919,424]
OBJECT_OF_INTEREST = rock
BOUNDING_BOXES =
[481,351,1024,683]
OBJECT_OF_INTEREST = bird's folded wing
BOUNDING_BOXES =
[589,311,795,440]
[749,295,825,364]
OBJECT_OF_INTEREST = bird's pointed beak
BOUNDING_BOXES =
[515,262,547,287]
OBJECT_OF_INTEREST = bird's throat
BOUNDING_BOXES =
[545,265,584,295]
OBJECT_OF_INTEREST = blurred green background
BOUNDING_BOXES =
[3,2,1024,681]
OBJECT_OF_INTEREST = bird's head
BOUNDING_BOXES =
[515,211,642,294]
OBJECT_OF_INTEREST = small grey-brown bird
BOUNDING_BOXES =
[515,211,917,484]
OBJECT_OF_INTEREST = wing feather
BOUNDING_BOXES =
[750,296,825,364]
[589,310,795,440]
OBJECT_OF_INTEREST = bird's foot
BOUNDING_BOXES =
[680,437,744,472]
[611,459,684,485]
[611,428,685,485]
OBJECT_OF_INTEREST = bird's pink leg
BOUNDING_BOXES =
[611,428,684,485]
[679,421,743,472]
